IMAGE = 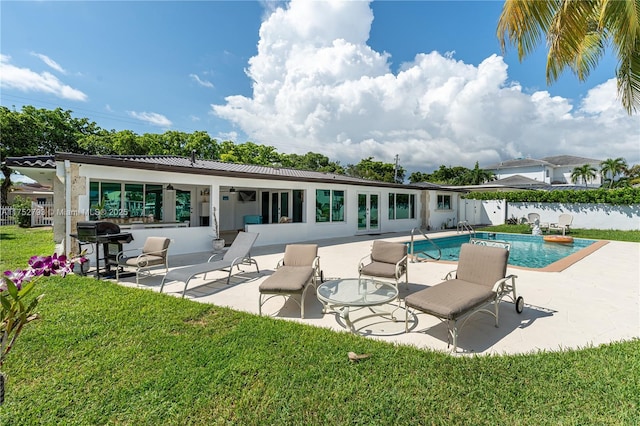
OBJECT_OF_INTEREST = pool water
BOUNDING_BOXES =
[408,232,597,269]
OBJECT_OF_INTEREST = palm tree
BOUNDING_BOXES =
[571,164,597,188]
[497,0,640,115]
[467,161,496,185]
[600,157,628,188]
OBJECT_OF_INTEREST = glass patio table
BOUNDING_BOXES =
[316,278,399,332]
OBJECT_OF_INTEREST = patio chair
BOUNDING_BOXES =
[159,232,259,297]
[116,236,171,286]
[258,244,321,319]
[548,214,573,235]
[404,243,519,352]
[525,212,540,226]
[358,240,408,289]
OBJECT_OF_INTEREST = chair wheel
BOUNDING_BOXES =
[515,296,524,313]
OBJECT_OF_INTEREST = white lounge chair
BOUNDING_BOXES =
[548,214,573,235]
[159,232,259,297]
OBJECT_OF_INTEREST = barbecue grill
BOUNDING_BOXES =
[72,221,134,279]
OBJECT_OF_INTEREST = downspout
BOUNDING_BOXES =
[65,160,72,256]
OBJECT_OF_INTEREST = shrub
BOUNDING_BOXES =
[11,196,32,228]
[463,188,640,205]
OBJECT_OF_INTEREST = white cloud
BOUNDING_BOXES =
[213,0,640,171]
[127,111,172,127]
[31,52,66,74]
[0,54,87,101]
[190,73,214,88]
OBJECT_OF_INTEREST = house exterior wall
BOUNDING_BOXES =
[63,161,424,254]
[425,190,460,230]
[493,165,548,183]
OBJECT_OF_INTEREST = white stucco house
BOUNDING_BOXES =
[485,155,603,187]
[7,153,465,255]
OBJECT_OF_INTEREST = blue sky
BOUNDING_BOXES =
[2,0,638,173]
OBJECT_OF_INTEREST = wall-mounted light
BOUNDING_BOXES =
[229,187,236,193]
[166,184,175,191]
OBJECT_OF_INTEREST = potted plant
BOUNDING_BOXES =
[212,206,225,251]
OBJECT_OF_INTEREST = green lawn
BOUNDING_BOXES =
[476,224,640,242]
[1,226,638,424]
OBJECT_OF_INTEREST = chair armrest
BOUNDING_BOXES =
[357,254,372,272]
[394,255,408,275]
[491,274,518,293]
[444,269,457,280]
[275,258,285,269]
[208,252,224,262]
[134,248,169,267]
[117,248,142,262]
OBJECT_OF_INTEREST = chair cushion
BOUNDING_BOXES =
[143,237,170,257]
[405,279,495,320]
[124,254,165,267]
[456,244,508,289]
[370,241,406,264]
[283,244,318,266]
[259,266,314,293]
[360,261,397,278]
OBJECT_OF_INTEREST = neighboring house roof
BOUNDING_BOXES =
[7,153,430,190]
[11,182,53,193]
[444,175,551,191]
[485,155,602,170]
[484,158,551,170]
[540,155,601,167]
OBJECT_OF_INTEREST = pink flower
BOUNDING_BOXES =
[1,252,86,292]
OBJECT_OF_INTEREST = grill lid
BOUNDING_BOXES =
[76,221,122,236]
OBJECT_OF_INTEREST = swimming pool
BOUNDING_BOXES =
[408,232,597,269]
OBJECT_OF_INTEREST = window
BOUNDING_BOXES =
[316,189,345,222]
[90,181,164,220]
[389,193,416,220]
[437,194,451,210]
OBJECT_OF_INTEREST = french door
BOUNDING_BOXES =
[262,191,291,223]
[357,192,379,232]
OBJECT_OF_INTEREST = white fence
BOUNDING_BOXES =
[480,200,640,231]
[0,203,54,227]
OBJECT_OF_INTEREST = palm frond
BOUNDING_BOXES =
[601,0,640,114]
[497,0,559,60]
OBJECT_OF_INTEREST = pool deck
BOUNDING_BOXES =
[114,230,640,355]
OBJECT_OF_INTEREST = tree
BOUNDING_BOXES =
[625,163,640,186]
[600,157,628,188]
[0,106,99,205]
[280,152,344,173]
[345,157,405,183]
[571,164,597,187]
[497,0,640,115]
[464,162,496,185]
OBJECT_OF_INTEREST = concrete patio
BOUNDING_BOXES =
[113,231,640,355]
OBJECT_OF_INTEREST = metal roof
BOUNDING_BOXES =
[7,153,428,190]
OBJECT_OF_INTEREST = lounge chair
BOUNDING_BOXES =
[548,214,573,235]
[258,244,321,319]
[404,242,521,352]
[116,236,171,286]
[159,231,259,297]
[525,212,540,226]
[358,240,408,289]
